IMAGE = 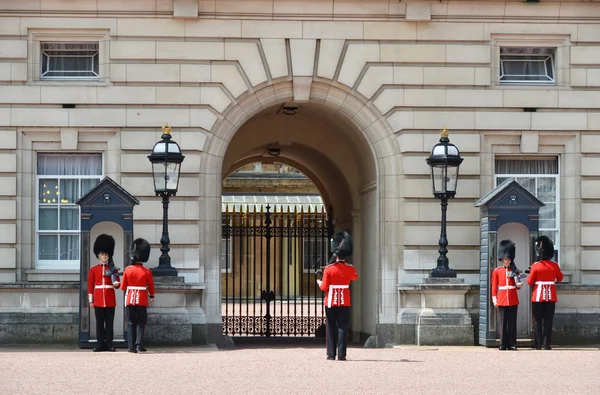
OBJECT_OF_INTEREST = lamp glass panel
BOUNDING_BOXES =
[166,162,180,190]
[153,142,167,154]
[446,145,459,156]
[446,165,459,193]
[431,165,446,194]
[152,162,167,192]
[152,162,181,192]
[167,143,181,154]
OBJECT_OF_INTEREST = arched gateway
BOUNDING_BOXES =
[200,80,401,343]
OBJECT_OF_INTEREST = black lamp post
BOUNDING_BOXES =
[426,127,463,278]
[147,122,185,276]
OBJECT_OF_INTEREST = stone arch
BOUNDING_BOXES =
[201,79,402,340]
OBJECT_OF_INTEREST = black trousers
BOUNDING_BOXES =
[325,306,350,358]
[532,302,555,349]
[498,305,518,348]
[126,305,148,349]
[94,307,115,349]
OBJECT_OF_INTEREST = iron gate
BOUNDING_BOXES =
[221,203,332,337]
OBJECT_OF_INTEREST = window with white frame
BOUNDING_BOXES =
[36,153,103,269]
[495,158,560,262]
[40,42,99,80]
[500,47,556,85]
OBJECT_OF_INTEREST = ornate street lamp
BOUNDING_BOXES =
[426,127,464,278]
[147,122,185,276]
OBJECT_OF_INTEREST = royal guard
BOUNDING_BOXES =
[120,238,155,353]
[491,239,523,351]
[527,235,564,350]
[88,234,120,352]
[317,231,358,361]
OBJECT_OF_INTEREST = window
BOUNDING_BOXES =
[40,42,99,80]
[495,158,560,262]
[36,154,103,269]
[500,47,556,84]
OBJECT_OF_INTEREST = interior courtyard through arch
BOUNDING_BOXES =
[213,94,386,341]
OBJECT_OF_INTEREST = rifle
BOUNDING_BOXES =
[104,257,122,285]
[314,238,348,277]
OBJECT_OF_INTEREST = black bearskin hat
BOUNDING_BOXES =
[497,239,516,261]
[93,234,115,258]
[130,238,151,263]
[535,235,554,261]
[331,232,353,259]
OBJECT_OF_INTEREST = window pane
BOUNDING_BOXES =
[60,235,79,260]
[60,179,79,204]
[539,204,556,229]
[537,177,557,203]
[495,177,509,186]
[39,179,58,203]
[37,154,102,176]
[495,159,558,175]
[39,235,58,260]
[60,207,79,230]
[39,207,58,230]
[515,177,535,196]
[81,179,100,198]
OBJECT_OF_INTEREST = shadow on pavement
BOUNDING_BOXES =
[349,359,423,363]
[231,336,329,349]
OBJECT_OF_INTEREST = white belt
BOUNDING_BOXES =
[498,286,516,290]
[127,286,146,290]
[94,285,113,289]
[535,281,555,302]
[327,285,349,308]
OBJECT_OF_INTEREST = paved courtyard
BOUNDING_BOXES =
[1,342,599,395]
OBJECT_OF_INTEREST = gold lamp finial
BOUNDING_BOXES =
[440,126,449,138]
[162,122,172,135]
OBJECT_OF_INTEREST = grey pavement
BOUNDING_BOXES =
[1,342,599,395]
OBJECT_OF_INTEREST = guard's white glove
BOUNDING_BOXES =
[516,282,523,289]
[88,294,93,305]
[492,296,497,307]
[316,279,322,287]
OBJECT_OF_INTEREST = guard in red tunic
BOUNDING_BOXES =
[87,234,120,352]
[491,240,523,351]
[527,235,563,350]
[120,238,155,353]
[317,232,358,361]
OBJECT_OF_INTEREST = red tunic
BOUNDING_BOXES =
[87,263,120,307]
[491,266,520,306]
[319,261,358,307]
[527,259,564,302]
[120,263,155,306]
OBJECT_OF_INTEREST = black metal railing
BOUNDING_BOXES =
[222,203,331,337]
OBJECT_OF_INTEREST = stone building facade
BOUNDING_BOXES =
[1,0,600,345]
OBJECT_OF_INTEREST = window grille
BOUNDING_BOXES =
[40,42,99,80]
[500,47,555,84]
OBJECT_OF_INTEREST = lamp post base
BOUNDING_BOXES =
[151,266,178,277]
[430,268,457,278]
